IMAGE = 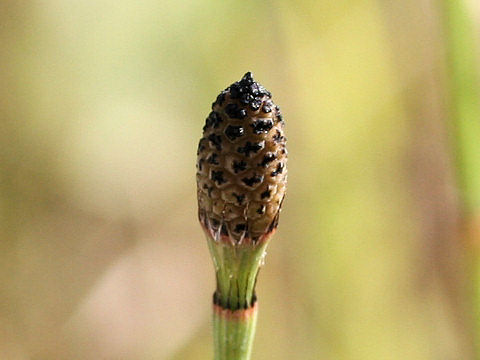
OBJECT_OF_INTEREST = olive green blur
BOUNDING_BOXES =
[1,1,479,359]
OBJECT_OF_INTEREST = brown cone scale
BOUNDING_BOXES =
[197,72,287,243]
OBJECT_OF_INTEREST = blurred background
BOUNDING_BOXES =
[1,0,480,359]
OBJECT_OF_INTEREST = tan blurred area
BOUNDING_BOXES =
[1,0,479,359]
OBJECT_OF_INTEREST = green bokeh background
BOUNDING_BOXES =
[1,1,479,359]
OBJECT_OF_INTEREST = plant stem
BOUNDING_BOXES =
[442,0,480,357]
[205,233,270,359]
[442,0,480,212]
[213,302,258,360]
[206,235,268,310]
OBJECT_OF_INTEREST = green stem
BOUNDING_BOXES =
[206,235,268,310]
[442,0,480,358]
[442,0,480,212]
[205,233,270,359]
[213,302,258,360]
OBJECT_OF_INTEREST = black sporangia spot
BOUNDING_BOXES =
[225,103,247,119]
[270,163,284,177]
[237,141,264,157]
[251,119,273,134]
[197,139,206,155]
[261,189,271,199]
[211,170,226,185]
[242,174,264,187]
[214,92,226,107]
[225,103,237,117]
[198,158,205,171]
[233,193,245,205]
[229,84,241,99]
[262,105,271,113]
[234,223,247,233]
[241,93,254,105]
[208,133,222,151]
[272,130,284,143]
[211,112,223,128]
[256,205,266,215]
[224,125,245,141]
[232,160,247,173]
[220,223,228,235]
[258,153,276,167]
[207,153,219,165]
[204,111,223,131]
[211,218,220,228]
[250,99,262,111]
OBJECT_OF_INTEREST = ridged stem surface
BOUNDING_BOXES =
[205,233,269,359]
[213,303,258,360]
[206,234,269,310]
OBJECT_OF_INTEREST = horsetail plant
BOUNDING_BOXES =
[196,72,287,360]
